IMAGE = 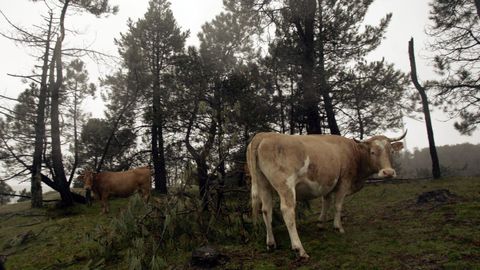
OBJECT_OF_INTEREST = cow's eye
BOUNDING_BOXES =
[370,151,375,155]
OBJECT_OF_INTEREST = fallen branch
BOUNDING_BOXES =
[365,177,432,184]
[16,221,43,227]
[0,193,30,199]
[0,193,61,203]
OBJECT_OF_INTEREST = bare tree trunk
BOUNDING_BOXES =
[289,76,296,134]
[31,12,53,208]
[157,123,168,192]
[151,123,167,194]
[356,105,365,140]
[152,57,168,193]
[474,0,480,18]
[215,102,225,213]
[317,0,340,135]
[294,0,322,134]
[196,158,210,212]
[68,84,79,185]
[185,101,217,211]
[408,38,441,179]
[239,126,250,187]
[276,76,286,133]
[49,0,74,206]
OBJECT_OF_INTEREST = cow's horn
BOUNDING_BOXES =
[353,137,363,143]
[388,129,407,142]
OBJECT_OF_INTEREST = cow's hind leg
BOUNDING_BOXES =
[250,154,276,250]
[277,187,309,259]
[259,187,276,250]
[318,193,333,229]
[333,190,347,234]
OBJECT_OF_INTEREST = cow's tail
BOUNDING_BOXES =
[246,133,267,224]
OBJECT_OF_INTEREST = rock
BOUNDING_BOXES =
[0,254,6,270]
[416,189,459,205]
[191,245,226,268]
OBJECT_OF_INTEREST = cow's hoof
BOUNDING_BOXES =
[267,243,276,251]
[299,254,310,261]
[336,227,345,234]
[316,222,326,230]
[294,249,309,260]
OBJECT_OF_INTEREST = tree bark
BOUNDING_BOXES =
[408,38,441,179]
[317,0,340,135]
[215,100,225,213]
[275,73,286,133]
[151,123,168,194]
[151,51,168,193]
[474,0,480,18]
[289,76,296,134]
[239,126,250,187]
[185,101,217,211]
[356,105,365,140]
[49,0,74,206]
[68,82,79,185]
[40,174,86,204]
[293,0,322,134]
[196,157,210,212]
[31,12,53,208]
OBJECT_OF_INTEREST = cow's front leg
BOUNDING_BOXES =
[279,189,309,259]
[333,191,347,234]
[101,193,110,214]
[318,194,332,229]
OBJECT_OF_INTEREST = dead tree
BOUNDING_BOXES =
[408,38,441,179]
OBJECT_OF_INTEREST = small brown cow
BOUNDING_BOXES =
[247,131,406,259]
[80,166,151,213]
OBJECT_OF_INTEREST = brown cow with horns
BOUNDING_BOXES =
[79,166,151,213]
[246,131,406,259]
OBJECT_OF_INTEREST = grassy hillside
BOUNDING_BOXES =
[0,177,479,269]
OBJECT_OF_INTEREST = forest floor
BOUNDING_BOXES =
[0,177,479,269]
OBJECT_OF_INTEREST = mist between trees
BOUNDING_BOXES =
[0,0,478,208]
[395,143,480,179]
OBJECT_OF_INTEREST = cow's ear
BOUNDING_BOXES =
[391,142,404,151]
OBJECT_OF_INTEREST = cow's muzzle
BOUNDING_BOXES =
[378,168,396,178]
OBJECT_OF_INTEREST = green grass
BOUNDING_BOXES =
[0,193,126,270]
[1,177,479,269]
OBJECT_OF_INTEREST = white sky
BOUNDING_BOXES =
[0,0,478,162]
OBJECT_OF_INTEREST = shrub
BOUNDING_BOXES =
[86,187,254,268]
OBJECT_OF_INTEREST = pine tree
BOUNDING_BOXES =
[428,0,480,134]
[226,0,404,136]
[115,0,188,194]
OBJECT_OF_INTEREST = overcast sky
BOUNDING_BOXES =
[0,0,479,166]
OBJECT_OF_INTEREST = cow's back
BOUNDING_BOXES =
[256,133,356,172]
[96,167,151,197]
[256,133,308,175]
[252,133,360,200]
